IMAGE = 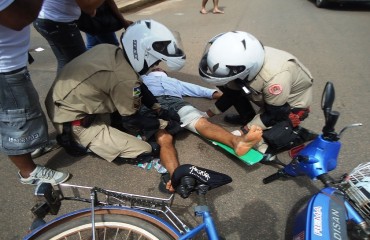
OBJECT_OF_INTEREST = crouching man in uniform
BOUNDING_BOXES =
[45,20,186,190]
[199,31,316,157]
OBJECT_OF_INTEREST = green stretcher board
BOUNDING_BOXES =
[209,140,264,165]
[193,130,264,165]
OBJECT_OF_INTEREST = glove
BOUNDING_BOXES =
[158,108,181,122]
[165,120,183,135]
[175,176,196,199]
[288,113,301,128]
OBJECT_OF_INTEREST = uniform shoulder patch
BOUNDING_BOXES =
[268,84,283,95]
[133,86,141,97]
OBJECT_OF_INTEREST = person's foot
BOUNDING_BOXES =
[200,9,208,14]
[213,9,224,14]
[224,114,250,125]
[31,139,60,159]
[19,165,70,185]
[234,125,263,156]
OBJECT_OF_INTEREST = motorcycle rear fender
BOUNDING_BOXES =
[292,187,348,240]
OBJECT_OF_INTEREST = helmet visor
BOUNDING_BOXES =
[152,31,185,57]
[199,51,249,86]
[198,33,252,86]
[151,31,186,71]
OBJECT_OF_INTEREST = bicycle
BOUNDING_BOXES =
[23,164,232,240]
[263,81,370,239]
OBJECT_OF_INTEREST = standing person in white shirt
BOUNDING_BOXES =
[0,0,70,185]
[33,0,105,74]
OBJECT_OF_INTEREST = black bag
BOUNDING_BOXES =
[77,2,124,35]
[263,120,298,150]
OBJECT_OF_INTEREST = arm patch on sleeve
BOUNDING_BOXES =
[268,84,283,95]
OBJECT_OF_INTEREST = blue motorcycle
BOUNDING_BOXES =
[263,81,369,239]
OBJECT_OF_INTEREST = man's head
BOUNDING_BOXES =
[199,31,265,87]
[121,19,186,75]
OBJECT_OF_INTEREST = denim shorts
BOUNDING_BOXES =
[140,96,203,133]
[0,69,49,155]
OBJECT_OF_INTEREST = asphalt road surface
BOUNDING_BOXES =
[1,0,370,239]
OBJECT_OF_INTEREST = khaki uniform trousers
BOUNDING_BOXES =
[72,115,152,162]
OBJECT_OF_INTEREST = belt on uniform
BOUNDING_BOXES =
[71,119,82,126]
[71,115,96,128]
[0,67,26,75]
[71,119,83,126]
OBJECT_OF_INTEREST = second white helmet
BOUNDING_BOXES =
[199,31,265,86]
[121,19,186,74]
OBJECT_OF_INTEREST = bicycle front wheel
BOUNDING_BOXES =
[28,208,180,240]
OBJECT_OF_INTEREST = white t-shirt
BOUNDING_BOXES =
[0,0,30,72]
[38,0,81,22]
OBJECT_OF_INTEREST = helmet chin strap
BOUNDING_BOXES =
[139,62,149,75]
[235,78,251,95]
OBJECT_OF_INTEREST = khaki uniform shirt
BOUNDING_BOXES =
[225,47,314,129]
[46,44,143,144]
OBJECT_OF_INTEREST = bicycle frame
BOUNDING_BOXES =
[24,183,221,240]
[180,205,219,239]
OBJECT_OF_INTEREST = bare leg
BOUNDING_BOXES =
[212,0,224,13]
[200,0,208,14]
[9,154,36,178]
[155,129,179,192]
[194,118,262,156]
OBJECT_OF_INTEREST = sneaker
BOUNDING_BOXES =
[31,140,60,159]
[224,114,249,125]
[19,165,70,185]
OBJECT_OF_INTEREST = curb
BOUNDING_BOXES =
[117,0,159,12]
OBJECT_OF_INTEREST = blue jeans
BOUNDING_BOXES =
[85,32,119,49]
[33,18,87,74]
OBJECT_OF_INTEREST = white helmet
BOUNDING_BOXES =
[121,19,186,74]
[199,31,265,86]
